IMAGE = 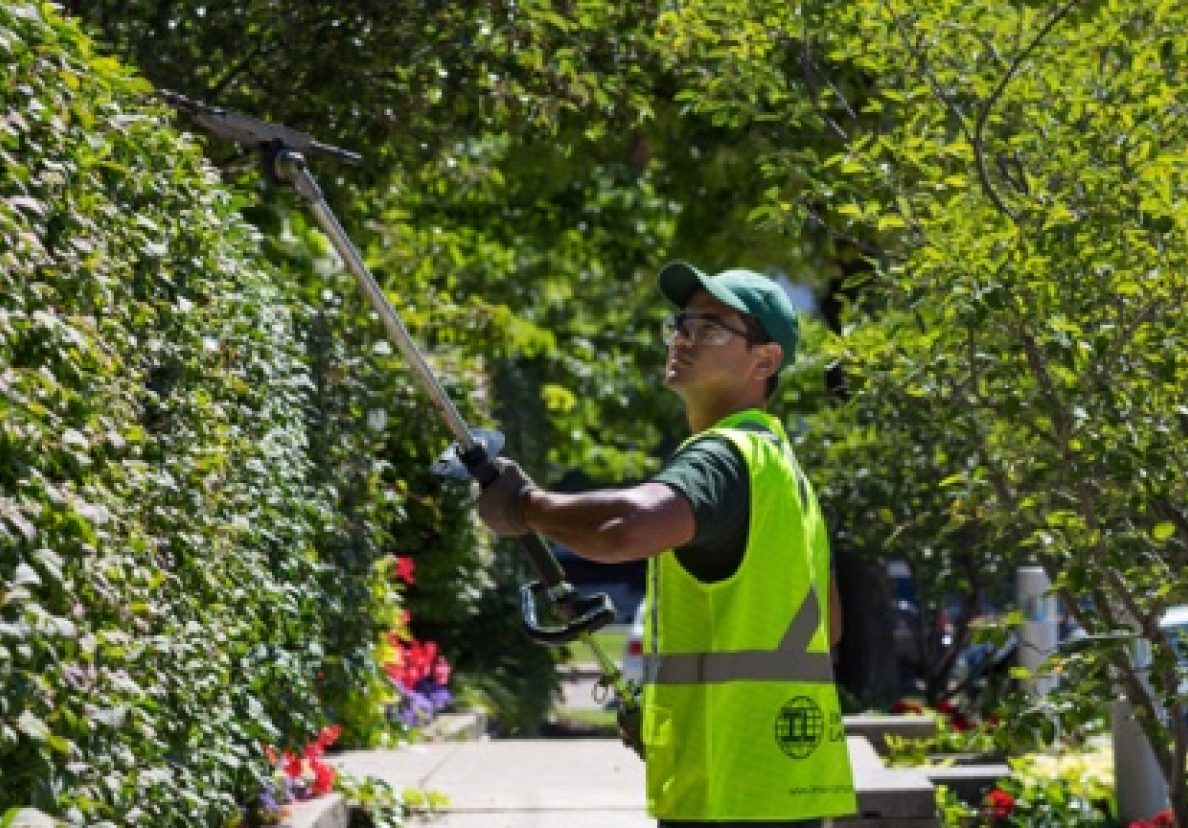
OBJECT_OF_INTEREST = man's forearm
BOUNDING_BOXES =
[522,489,643,563]
[521,483,694,564]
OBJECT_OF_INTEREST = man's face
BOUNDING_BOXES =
[663,290,762,396]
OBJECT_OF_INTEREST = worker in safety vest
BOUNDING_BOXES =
[478,261,857,827]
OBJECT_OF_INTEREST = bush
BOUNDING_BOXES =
[0,5,336,822]
[1,7,561,822]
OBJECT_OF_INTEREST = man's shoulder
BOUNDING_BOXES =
[663,433,745,473]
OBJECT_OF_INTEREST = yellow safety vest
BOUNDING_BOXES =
[643,409,857,821]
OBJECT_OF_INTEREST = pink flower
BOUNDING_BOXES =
[433,655,452,685]
[393,556,416,585]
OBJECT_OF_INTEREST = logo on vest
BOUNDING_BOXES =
[774,696,823,759]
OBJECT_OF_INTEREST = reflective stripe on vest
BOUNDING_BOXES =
[643,585,833,685]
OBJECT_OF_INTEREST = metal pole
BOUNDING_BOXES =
[163,94,622,672]
[273,149,478,452]
[1017,565,1058,697]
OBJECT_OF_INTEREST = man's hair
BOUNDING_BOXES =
[740,314,780,399]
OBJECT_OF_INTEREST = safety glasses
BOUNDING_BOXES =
[662,312,755,347]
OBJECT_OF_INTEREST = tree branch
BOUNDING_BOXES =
[879,3,1016,221]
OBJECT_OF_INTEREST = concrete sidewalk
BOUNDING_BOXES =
[323,732,961,828]
[333,739,649,827]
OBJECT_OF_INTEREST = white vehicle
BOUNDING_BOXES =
[621,599,646,686]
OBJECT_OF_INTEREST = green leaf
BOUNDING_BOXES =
[1152,522,1175,542]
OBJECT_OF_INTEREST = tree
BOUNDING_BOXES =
[641,0,1187,816]
[799,0,1187,815]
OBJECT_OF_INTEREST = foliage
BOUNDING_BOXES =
[883,701,997,767]
[337,774,411,828]
[245,725,445,828]
[810,0,1187,817]
[20,0,1188,820]
[937,773,1113,828]
[800,3,1188,815]
[0,4,468,824]
[0,4,330,822]
[651,0,1188,817]
[935,738,1117,826]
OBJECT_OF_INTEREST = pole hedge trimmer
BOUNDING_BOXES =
[163,92,641,746]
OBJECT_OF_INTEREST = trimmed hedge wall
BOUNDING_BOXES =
[2,6,561,823]
[0,5,336,823]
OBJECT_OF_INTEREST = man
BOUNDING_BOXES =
[478,262,857,826]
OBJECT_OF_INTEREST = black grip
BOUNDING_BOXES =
[461,441,566,587]
[457,436,614,644]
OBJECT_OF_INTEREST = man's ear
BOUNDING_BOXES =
[753,343,782,380]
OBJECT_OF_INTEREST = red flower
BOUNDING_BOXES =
[282,752,303,779]
[1152,810,1175,828]
[315,724,342,751]
[393,556,416,585]
[310,758,336,796]
[933,699,973,731]
[985,788,1015,820]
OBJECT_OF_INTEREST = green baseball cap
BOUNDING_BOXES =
[658,261,799,368]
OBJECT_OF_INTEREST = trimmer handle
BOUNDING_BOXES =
[451,438,616,644]
[453,437,570,584]
[520,578,617,645]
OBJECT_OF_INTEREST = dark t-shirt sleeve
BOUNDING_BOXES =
[651,435,749,582]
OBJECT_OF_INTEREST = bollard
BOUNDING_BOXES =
[1016,566,1058,697]
[1111,697,1169,822]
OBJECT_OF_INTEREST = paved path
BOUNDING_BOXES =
[329,731,963,827]
[333,739,650,827]
[305,686,969,828]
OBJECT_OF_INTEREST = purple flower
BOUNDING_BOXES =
[419,680,452,711]
[398,690,433,726]
[259,787,280,814]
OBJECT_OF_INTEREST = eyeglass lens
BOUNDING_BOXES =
[663,313,744,345]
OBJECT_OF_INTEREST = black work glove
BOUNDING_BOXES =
[476,457,537,536]
[617,692,644,760]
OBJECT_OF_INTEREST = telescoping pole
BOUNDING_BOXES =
[270,148,638,721]
[272,151,476,453]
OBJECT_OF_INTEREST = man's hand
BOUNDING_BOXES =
[476,457,537,536]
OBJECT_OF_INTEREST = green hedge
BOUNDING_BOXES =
[1,6,561,823]
[0,5,344,823]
